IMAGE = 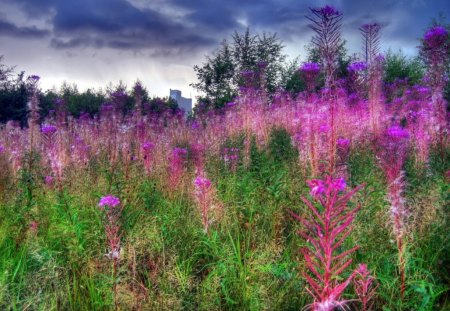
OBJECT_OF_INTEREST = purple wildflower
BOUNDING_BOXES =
[44,175,54,186]
[348,61,367,72]
[28,75,40,82]
[424,26,448,49]
[337,138,350,148]
[319,124,331,133]
[173,147,188,157]
[300,62,320,73]
[307,179,326,198]
[387,125,409,140]
[194,176,211,189]
[98,195,121,208]
[142,141,154,152]
[41,124,57,135]
[312,5,340,18]
[333,177,346,191]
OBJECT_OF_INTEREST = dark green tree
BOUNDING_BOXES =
[192,28,286,110]
[384,50,424,85]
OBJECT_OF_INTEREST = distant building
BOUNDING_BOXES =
[170,89,192,115]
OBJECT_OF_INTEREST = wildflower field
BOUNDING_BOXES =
[0,6,449,311]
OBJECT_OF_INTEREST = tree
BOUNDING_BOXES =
[191,40,235,109]
[0,57,28,125]
[279,57,306,94]
[384,50,424,85]
[191,28,286,110]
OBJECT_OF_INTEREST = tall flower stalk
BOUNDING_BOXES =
[193,174,213,234]
[290,176,364,310]
[377,125,410,299]
[27,75,41,150]
[98,195,123,309]
[168,147,188,189]
[306,6,343,88]
[353,264,377,311]
[420,26,449,152]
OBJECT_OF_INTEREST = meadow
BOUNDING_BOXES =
[0,78,449,310]
[0,7,449,311]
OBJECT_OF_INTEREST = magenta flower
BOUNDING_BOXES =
[307,179,326,198]
[41,124,57,135]
[142,141,154,151]
[0,145,4,153]
[387,125,409,140]
[29,221,39,234]
[424,26,448,49]
[312,5,340,17]
[28,75,40,82]
[319,124,331,133]
[194,176,211,189]
[333,177,346,191]
[300,62,321,73]
[347,61,367,72]
[173,147,188,157]
[337,138,350,148]
[98,195,121,208]
[44,175,54,186]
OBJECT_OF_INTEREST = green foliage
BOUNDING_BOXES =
[384,50,425,85]
[279,58,306,94]
[268,127,297,164]
[191,28,286,110]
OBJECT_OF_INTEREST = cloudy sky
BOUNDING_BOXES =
[1,0,449,99]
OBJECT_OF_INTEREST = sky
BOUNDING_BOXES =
[0,0,449,100]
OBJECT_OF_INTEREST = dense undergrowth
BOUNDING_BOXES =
[0,127,448,310]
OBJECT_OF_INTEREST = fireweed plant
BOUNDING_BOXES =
[377,125,410,300]
[353,264,377,311]
[306,6,343,88]
[98,195,123,309]
[193,174,213,234]
[290,176,365,310]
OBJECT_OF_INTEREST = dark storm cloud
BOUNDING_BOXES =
[2,0,450,54]
[0,19,49,39]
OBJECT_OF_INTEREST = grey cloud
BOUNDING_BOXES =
[3,0,450,56]
[0,19,50,38]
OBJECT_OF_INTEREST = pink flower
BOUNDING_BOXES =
[98,195,121,208]
[337,138,350,148]
[300,62,320,73]
[194,176,211,189]
[307,179,325,198]
[387,125,409,140]
[41,124,57,135]
[29,221,39,234]
[348,61,367,72]
[319,124,331,133]
[44,175,54,186]
[333,177,346,191]
[142,141,154,151]
[424,26,448,49]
